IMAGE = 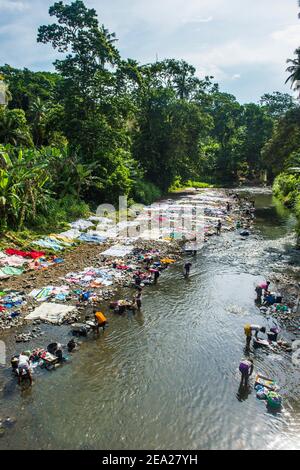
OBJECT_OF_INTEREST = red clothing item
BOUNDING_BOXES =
[5,249,45,259]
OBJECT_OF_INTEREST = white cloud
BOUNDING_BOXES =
[0,0,299,101]
[271,24,300,47]
[0,0,29,12]
[183,20,299,81]
[182,16,213,24]
[90,0,218,34]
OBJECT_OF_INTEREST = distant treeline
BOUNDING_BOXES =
[0,0,299,232]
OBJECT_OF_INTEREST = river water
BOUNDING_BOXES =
[1,190,300,450]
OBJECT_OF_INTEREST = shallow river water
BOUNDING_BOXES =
[1,190,300,450]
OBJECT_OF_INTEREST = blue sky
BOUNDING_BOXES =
[0,0,299,103]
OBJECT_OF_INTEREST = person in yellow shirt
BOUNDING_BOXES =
[244,324,266,347]
[94,310,108,334]
[244,324,252,348]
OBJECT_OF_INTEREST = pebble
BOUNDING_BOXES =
[0,417,17,437]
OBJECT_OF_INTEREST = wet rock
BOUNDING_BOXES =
[3,417,16,428]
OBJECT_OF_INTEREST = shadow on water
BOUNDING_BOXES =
[0,189,299,450]
[236,383,253,403]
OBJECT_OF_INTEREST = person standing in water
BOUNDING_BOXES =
[135,288,143,310]
[184,262,192,278]
[216,220,222,235]
[239,358,254,386]
[255,285,263,303]
[153,269,160,284]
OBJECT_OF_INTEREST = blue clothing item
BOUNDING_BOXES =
[79,233,107,244]
[32,238,64,251]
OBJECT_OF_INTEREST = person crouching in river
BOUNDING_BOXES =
[244,324,266,347]
[255,281,270,303]
[17,351,33,386]
[239,358,254,386]
[94,310,108,334]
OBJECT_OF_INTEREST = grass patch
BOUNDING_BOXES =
[169,177,215,192]
[0,195,91,251]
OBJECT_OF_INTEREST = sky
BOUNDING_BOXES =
[0,0,299,103]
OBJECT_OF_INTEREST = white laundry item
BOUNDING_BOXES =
[25,303,76,324]
[101,244,134,257]
[70,219,95,230]
[58,229,82,239]
[89,216,113,224]
[0,253,27,267]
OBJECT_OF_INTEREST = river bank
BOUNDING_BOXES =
[0,188,299,450]
[0,188,242,334]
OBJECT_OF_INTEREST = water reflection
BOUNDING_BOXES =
[237,383,253,402]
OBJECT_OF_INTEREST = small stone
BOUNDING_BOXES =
[3,417,16,428]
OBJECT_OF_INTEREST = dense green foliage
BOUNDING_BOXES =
[269,24,300,241]
[262,107,300,178]
[0,144,90,231]
[273,173,300,207]
[273,172,300,240]
[260,92,296,119]
[0,0,298,234]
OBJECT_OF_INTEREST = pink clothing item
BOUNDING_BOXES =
[0,254,26,267]
[259,282,268,290]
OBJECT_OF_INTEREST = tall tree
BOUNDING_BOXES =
[262,106,300,178]
[260,92,296,119]
[37,1,136,203]
[209,92,243,181]
[239,103,274,176]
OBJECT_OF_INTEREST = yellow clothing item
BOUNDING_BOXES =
[95,312,107,324]
[160,258,175,264]
[244,324,251,337]
[50,234,75,244]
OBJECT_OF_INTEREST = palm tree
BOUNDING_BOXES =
[0,112,32,147]
[29,97,49,146]
[286,47,300,96]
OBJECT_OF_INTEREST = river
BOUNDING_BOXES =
[0,190,300,450]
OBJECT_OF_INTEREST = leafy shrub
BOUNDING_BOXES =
[169,178,214,191]
[185,180,214,189]
[132,180,162,205]
[273,173,300,207]
[273,172,300,242]
[30,196,90,231]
